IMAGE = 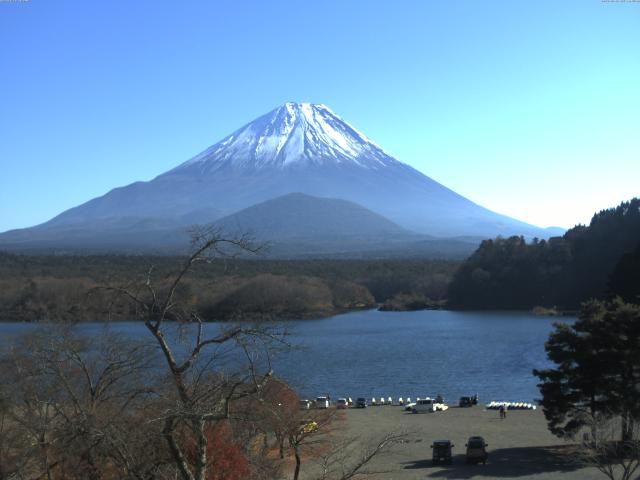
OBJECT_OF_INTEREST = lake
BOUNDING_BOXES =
[0,309,570,404]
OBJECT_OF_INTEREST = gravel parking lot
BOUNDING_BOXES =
[322,405,606,480]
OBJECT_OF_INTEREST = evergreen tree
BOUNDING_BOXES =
[609,242,640,304]
[534,299,640,441]
[449,198,640,309]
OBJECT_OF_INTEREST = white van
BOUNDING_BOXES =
[412,398,436,413]
[315,396,330,409]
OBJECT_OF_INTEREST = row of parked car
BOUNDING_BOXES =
[431,436,488,465]
[300,394,480,411]
[299,396,350,410]
[299,396,371,409]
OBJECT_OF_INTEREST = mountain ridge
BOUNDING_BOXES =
[214,192,411,240]
[0,102,564,254]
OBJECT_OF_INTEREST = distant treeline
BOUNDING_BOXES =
[447,198,640,310]
[0,254,458,321]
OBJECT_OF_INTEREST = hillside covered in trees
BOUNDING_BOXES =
[0,254,457,322]
[447,198,640,310]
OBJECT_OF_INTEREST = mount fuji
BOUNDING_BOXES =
[0,103,561,255]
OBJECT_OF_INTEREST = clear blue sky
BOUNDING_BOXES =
[1,0,638,232]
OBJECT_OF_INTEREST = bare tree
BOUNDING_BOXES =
[0,383,34,480]
[287,408,343,480]
[102,227,285,480]
[269,400,406,480]
[0,228,289,480]
[576,412,640,480]
[0,327,165,480]
[311,431,408,480]
[1,227,403,480]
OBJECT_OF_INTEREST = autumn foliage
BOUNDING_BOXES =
[202,422,250,480]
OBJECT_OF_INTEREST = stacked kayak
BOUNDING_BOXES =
[486,401,536,410]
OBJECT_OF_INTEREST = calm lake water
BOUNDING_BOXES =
[0,309,571,404]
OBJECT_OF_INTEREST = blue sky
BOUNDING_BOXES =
[1,0,638,232]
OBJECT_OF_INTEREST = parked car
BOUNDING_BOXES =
[459,396,473,408]
[315,396,330,409]
[465,436,488,464]
[355,397,367,408]
[431,440,454,465]
[413,398,436,413]
[336,398,348,409]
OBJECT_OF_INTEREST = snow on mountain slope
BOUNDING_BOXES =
[172,103,398,172]
[0,102,563,252]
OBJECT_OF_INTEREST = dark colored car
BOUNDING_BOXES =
[465,436,488,464]
[355,397,367,408]
[459,396,473,407]
[431,440,454,465]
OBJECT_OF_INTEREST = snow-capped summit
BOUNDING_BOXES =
[174,102,400,173]
[0,102,560,253]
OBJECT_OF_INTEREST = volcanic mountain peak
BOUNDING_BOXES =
[172,102,401,173]
[0,102,562,253]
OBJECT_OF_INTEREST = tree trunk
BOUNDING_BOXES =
[164,418,195,480]
[194,418,208,480]
[40,431,53,480]
[84,450,102,480]
[590,398,598,445]
[620,411,632,443]
[293,445,301,480]
[279,434,285,459]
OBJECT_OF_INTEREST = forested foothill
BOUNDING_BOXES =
[447,198,640,310]
[2,199,639,323]
[0,253,457,322]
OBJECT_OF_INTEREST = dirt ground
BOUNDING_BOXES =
[317,405,607,480]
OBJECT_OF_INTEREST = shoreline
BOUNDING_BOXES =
[0,305,580,324]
